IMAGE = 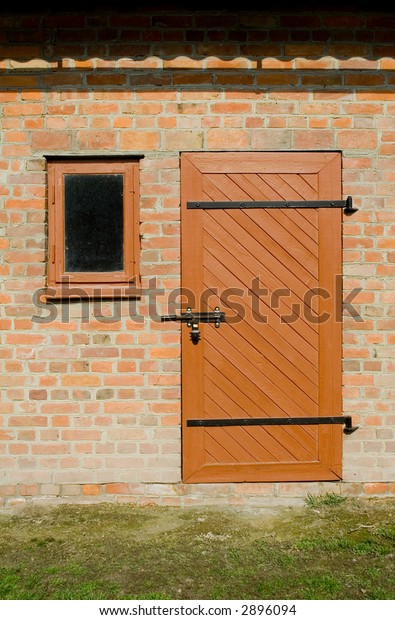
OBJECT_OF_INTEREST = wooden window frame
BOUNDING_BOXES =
[46,158,140,299]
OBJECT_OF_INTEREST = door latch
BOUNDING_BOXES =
[161,307,225,344]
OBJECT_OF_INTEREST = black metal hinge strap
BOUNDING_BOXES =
[188,196,357,214]
[187,415,358,434]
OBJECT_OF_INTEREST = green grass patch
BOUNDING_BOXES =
[0,498,394,600]
[304,492,348,508]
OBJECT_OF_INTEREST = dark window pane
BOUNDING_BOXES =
[64,174,124,272]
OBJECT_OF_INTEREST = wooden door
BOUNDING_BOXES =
[180,152,342,483]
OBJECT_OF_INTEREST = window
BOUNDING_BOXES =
[46,158,140,298]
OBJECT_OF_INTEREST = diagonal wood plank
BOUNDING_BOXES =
[204,391,280,462]
[203,259,319,396]
[202,224,319,358]
[206,326,320,450]
[204,210,319,324]
[228,173,319,238]
[204,351,318,460]
[204,172,319,254]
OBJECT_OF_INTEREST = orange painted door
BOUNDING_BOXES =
[181,152,342,483]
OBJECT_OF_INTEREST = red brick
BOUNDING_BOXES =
[82,484,102,496]
[29,390,47,400]
[364,483,389,494]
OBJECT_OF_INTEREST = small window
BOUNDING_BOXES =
[46,158,140,298]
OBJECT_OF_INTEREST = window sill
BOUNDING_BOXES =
[43,283,142,301]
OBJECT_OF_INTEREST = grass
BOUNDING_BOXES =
[304,491,348,508]
[0,496,394,600]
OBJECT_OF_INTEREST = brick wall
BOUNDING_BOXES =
[0,8,395,508]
